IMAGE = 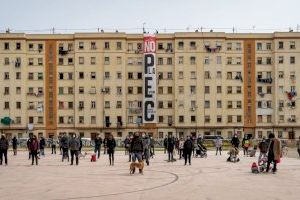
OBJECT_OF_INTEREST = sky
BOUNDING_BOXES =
[1,0,300,34]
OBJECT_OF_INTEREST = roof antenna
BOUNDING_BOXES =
[97,28,100,32]
[5,28,11,33]
[232,27,235,33]
[155,29,158,34]
[51,27,55,34]
[143,22,146,34]
[289,27,293,32]
[297,24,300,32]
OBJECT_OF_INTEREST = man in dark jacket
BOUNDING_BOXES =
[150,136,155,157]
[29,135,39,165]
[61,133,69,162]
[12,136,18,156]
[167,135,175,162]
[49,137,56,154]
[0,134,9,165]
[94,134,103,158]
[231,134,240,148]
[184,136,193,165]
[69,133,80,165]
[107,134,116,166]
[163,137,168,154]
[130,132,144,162]
[39,137,46,156]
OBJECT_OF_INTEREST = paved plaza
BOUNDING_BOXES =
[0,149,300,200]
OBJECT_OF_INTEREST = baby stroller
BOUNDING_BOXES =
[258,154,270,172]
[195,143,207,158]
[227,147,240,163]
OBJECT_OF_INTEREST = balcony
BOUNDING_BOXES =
[257,77,272,84]
[205,45,221,53]
[286,91,297,100]
[58,48,69,56]
[15,62,21,68]
[288,118,296,123]
[128,108,142,114]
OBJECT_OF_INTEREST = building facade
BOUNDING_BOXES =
[0,32,299,140]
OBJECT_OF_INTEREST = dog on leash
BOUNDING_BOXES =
[130,161,144,175]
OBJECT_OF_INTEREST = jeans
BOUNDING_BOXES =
[40,148,45,156]
[52,145,56,154]
[70,150,78,165]
[144,148,150,165]
[108,150,114,165]
[216,147,222,155]
[13,147,17,156]
[0,149,8,165]
[94,146,101,158]
[31,151,38,165]
[266,156,277,172]
[184,150,192,165]
[179,149,183,159]
[168,150,173,161]
[62,148,69,162]
[132,152,142,162]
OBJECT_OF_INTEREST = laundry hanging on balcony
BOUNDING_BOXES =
[286,90,297,100]
[1,117,12,125]
[205,46,221,53]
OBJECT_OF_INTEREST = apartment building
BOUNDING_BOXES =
[0,32,299,140]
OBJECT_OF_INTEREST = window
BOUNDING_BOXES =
[257,57,262,64]
[290,56,295,64]
[38,73,43,80]
[236,57,241,64]
[227,101,233,109]
[167,101,172,108]
[204,71,211,79]
[216,56,222,64]
[16,42,21,50]
[158,101,163,109]
[128,87,133,94]
[91,116,96,124]
[128,72,133,79]
[4,102,9,109]
[79,116,84,124]
[191,116,196,122]
[236,86,242,94]
[178,56,184,64]
[227,43,232,50]
[90,57,96,65]
[167,72,173,79]
[217,116,222,123]
[158,87,163,94]
[4,42,9,50]
[290,41,296,49]
[266,43,272,50]
[204,116,210,123]
[179,86,184,94]
[266,57,272,65]
[236,42,241,50]
[79,72,84,79]
[59,58,64,65]
[257,43,262,50]
[278,41,284,49]
[158,43,164,50]
[28,73,34,80]
[68,102,73,109]
[117,87,122,95]
[190,57,196,65]
[104,72,110,79]
[190,41,196,49]
[79,57,84,64]
[167,57,172,65]
[168,87,172,94]
[227,115,232,123]
[104,57,110,65]
[227,57,233,64]
[158,116,164,123]
[117,72,122,79]
[204,86,210,94]
[38,58,43,65]
[137,72,142,79]
[179,116,184,123]
[137,87,142,94]
[90,72,96,79]
[204,56,209,64]
[237,115,242,123]
[178,41,184,49]
[179,71,184,79]
[216,71,222,79]
[217,86,222,93]
[90,42,96,50]
[79,87,84,94]
[68,87,73,94]
[116,101,122,108]
[79,42,84,49]
[91,101,96,109]
[204,101,210,108]
[267,86,272,94]
[4,72,9,80]
[117,42,122,50]
[278,56,284,64]
[158,57,163,65]
[28,58,33,66]
[257,115,263,123]
[227,72,232,79]
[16,102,22,109]
[236,101,242,109]
[16,72,21,80]
[105,101,110,108]
[104,42,110,49]
[217,100,222,108]
[117,57,122,65]
[267,115,272,123]
[68,58,73,65]
[191,71,196,79]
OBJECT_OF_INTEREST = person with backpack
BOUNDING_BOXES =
[184,136,193,165]
[29,135,39,165]
[242,135,250,156]
[94,134,103,158]
[231,134,240,148]
[12,136,18,156]
[167,135,175,162]
[0,134,9,165]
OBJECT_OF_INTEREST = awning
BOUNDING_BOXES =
[1,117,12,125]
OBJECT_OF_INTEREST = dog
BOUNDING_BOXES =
[130,161,144,175]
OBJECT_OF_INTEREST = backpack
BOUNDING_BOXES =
[185,140,193,149]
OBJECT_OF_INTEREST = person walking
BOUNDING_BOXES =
[69,133,80,165]
[29,135,39,165]
[183,136,193,165]
[167,135,175,162]
[107,134,116,166]
[12,136,18,156]
[94,134,103,158]
[297,136,300,157]
[128,135,133,162]
[61,133,69,162]
[58,136,62,155]
[103,137,108,155]
[242,135,250,156]
[39,137,46,156]
[130,132,144,174]
[163,136,168,154]
[78,136,83,154]
[266,133,281,173]
[150,136,155,158]
[27,135,33,160]
[231,134,240,148]
[124,136,130,155]
[0,134,9,165]
[50,137,56,154]
[178,137,185,159]
[142,133,151,166]
[258,137,268,162]
[215,136,223,156]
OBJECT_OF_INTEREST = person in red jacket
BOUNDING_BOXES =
[29,135,39,165]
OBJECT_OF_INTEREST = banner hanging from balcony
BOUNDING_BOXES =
[143,34,157,124]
